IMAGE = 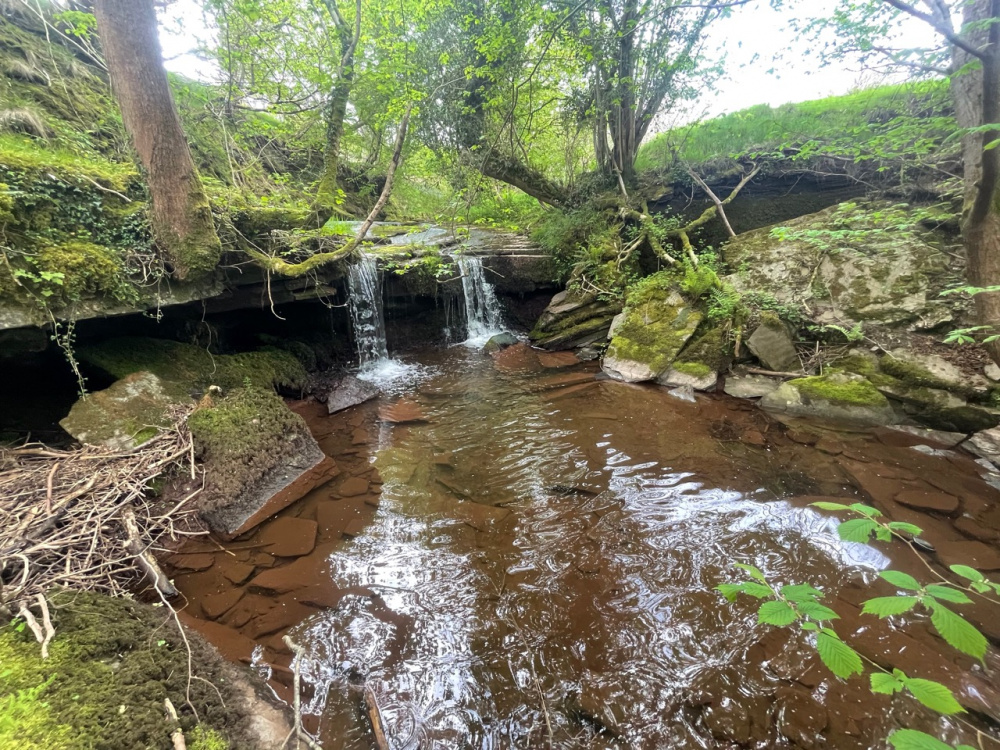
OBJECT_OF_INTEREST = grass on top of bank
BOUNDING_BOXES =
[636,79,954,173]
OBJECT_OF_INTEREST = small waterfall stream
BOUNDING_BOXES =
[346,254,389,370]
[457,255,505,346]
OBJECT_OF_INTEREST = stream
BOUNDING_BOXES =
[174,341,1000,749]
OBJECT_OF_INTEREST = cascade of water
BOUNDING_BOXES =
[347,254,389,370]
[457,255,505,346]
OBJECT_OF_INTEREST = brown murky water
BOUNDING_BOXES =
[171,344,1000,749]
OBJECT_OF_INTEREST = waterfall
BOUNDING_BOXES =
[457,255,505,346]
[347,254,389,371]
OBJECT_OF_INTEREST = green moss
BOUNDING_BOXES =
[188,387,309,507]
[0,591,256,750]
[791,374,888,407]
[0,135,135,191]
[78,337,308,392]
[671,360,712,377]
[676,326,727,371]
[608,290,704,373]
[35,242,122,299]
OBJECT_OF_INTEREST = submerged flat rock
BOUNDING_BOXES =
[326,375,380,414]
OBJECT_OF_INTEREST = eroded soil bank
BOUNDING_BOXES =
[170,344,1000,749]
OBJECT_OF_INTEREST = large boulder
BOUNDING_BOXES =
[760,372,896,426]
[189,388,339,538]
[723,200,964,331]
[835,351,998,433]
[60,372,191,450]
[602,279,703,383]
[529,289,622,351]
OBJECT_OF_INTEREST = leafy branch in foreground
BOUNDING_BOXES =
[717,499,999,750]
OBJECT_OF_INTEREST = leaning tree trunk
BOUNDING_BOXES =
[94,0,221,280]
[952,0,1000,363]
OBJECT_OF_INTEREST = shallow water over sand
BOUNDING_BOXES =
[173,345,1000,749]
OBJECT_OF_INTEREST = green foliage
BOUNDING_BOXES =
[889,729,975,750]
[718,494,998,748]
[637,79,954,174]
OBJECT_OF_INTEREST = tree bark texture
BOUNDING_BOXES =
[94,0,221,280]
[951,0,1000,361]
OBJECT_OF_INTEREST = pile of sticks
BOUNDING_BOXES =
[0,407,202,647]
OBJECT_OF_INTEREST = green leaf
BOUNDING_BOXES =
[837,518,879,543]
[924,585,972,604]
[758,600,798,626]
[862,596,918,618]
[848,502,882,517]
[949,565,984,583]
[815,630,863,679]
[797,601,839,621]
[869,672,903,694]
[810,501,850,511]
[886,521,924,536]
[929,603,987,660]
[716,584,743,602]
[740,582,774,598]
[902,677,965,715]
[800,621,818,631]
[888,729,952,750]
[780,583,824,603]
[879,570,922,591]
[734,563,768,583]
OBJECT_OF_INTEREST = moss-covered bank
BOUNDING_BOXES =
[0,591,262,750]
[78,337,308,393]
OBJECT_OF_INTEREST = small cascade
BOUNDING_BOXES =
[347,254,389,371]
[457,255,505,346]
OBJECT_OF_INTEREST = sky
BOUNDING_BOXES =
[157,0,940,126]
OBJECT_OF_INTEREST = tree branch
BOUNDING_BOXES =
[881,0,986,60]
[253,105,414,277]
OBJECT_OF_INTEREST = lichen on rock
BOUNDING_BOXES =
[602,273,704,382]
[59,371,191,450]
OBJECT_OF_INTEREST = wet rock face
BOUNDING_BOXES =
[723,199,965,331]
[602,289,703,383]
[59,371,191,450]
[761,372,897,426]
[529,289,622,351]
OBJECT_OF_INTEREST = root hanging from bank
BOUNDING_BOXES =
[0,408,202,634]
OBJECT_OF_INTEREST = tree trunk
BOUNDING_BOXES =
[93,0,221,280]
[315,79,352,211]
[951,0,1000,362]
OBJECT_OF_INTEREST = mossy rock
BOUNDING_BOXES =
[603,276,703,382]
[722,199,964,330]
[0,590,263,750]
[188,387,327,533]
[59,371,191,450]
[78,337,307,393]
[761,372,896,426]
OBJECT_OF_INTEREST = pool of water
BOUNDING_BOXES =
[173,344,1000,749]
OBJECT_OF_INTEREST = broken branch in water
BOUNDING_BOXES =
[282,636,323,750]
[364,685,390,750]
